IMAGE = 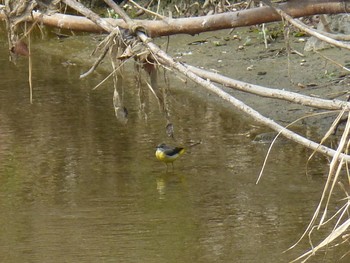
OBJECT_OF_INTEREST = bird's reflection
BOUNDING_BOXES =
[156,173,187,200]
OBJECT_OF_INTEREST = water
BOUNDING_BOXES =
[0,34,348,263]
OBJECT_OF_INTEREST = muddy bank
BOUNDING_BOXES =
[165,29,349,127]
[30,26,350,136]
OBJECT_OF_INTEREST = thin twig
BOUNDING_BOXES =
[80,31,118,78]
[256,110,341,184]
[128,0,165,19]
[315,50,350,72]
[261,0,350,51]
[92,58,130,90]
[28,25,33,104]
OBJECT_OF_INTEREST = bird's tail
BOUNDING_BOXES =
[188,140,202,148]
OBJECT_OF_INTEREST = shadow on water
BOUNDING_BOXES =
[0,34,349,263]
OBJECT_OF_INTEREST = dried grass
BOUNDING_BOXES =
[290,111,350,262]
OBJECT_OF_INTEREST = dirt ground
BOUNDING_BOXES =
[164,27,350,124]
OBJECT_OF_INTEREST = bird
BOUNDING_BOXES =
[155,143,185,171]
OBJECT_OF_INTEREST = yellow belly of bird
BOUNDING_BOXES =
[155,149,183,163]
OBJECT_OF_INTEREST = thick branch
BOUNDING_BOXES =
[1,0,350,37]
[186,65,350,111]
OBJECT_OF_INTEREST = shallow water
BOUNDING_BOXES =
[0,34,348,263]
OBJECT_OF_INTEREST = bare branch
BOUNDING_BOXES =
[1,0,350,37]
[186,64,350,111]
[261,0,350,50]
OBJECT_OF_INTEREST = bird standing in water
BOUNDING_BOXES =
[155,143,185,171]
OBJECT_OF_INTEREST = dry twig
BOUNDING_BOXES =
[261,0,350,51]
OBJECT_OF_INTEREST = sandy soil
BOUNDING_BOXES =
[162,28,350,131]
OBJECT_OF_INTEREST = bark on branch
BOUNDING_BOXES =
[1,0,350,37]
[186,65,350,111]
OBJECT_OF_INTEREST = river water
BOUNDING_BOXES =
[0,33,348,262]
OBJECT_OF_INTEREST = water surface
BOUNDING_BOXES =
[0,34,348,263]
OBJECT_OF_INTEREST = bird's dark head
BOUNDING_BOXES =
[156,143,166,149]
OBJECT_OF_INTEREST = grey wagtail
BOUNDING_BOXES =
[155,143,185,170]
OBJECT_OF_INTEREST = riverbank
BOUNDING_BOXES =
[30,25,350,137]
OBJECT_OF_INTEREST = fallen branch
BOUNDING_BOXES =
[186,64,350,111]
[1,0,350,37]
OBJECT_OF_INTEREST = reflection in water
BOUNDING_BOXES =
[155,173,187,200]
[0,36,349,263]
[156,176,166,198]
